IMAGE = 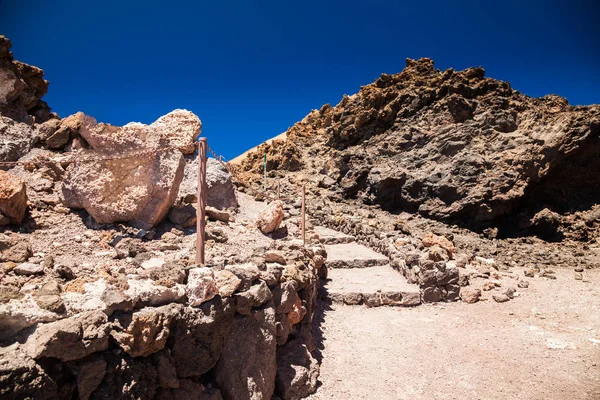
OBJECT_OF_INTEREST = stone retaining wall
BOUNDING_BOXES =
[0,242,326,400]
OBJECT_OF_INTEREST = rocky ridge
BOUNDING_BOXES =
[236,58,600,243]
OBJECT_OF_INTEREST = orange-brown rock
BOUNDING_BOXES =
[421,232,455,256]
[0,170,27,225]
[256,200,284,234]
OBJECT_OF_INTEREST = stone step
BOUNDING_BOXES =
[325,265,421,307]
[324,243,389,269]
[313,226,355,245]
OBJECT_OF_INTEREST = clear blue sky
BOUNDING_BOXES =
[1,0,599,159]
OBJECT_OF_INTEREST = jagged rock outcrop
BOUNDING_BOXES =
[61,110,201,229]
[238,58,600,241]
[0,36,56,163]
[0,36,51,122]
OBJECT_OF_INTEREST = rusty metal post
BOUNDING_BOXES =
[277,180,281,200]
[301,185,306,245]
[196,138,207,265]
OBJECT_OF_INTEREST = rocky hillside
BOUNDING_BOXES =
[0,37,327,400]
[237,58,600,242]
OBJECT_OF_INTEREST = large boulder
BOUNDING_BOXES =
[256,200,284,234]
[215,306,277,400]
[178,157,239,209]
[61,110,201,229]
[0,170,27,225]
[170,297,235,378]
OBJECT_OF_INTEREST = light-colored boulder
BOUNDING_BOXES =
[257,200,284,234]
[79,109,200,154]
[186,267,219,306]
[0,170,27,225]
[179,157,239,209]
[61,110,201,229]
[13,263,43,276]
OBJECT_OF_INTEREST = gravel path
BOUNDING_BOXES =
[311,268,600,400]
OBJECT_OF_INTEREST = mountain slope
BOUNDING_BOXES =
[236,58,600,242]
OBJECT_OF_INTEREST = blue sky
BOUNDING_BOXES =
[1,0,599,159]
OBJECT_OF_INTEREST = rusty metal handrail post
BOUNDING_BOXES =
[301,185,306,245]
[196,138,207,265]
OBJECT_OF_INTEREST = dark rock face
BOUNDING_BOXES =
[275,338,319,400]
[170,298,235,378]
[0,347,58,400]
[0,36,51,122]
[215,306,277,400]
[238,58,600,242]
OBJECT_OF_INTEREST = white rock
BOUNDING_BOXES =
[141,257,166,270]
[475,256,496,265]
[186,267,219,306]
[61,279,108,315]
[126,279,185,307]
[0,296,62,340]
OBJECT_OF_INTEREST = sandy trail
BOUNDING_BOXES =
[310,268,600,400]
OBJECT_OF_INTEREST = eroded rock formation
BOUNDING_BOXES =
[237,58,600,242]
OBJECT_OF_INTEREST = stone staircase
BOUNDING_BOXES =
[320,229,421,307]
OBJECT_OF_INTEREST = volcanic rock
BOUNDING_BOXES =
[216,306,277,400]
[238,57,600,242]
[26,310,110,362]
[0,171,27,225]
[111,304,180,357]
[257,200,284,234]
[61,110,201,229]
[275,338,319,400]
[178,157,239,209]
[186,267,219,306]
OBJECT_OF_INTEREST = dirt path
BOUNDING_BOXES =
[311,262,600,399]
